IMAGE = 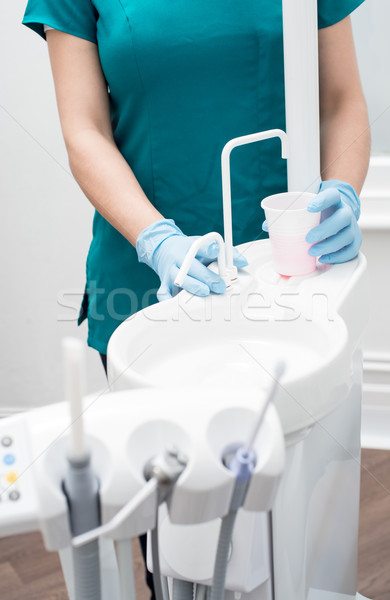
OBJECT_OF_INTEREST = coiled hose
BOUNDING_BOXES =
[72,541,101,600]
[63,456,101,600]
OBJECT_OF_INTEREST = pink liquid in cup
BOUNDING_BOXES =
[268,231,316,276]
[261,192,321,277]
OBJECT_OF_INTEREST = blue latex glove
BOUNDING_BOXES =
[136,219,248,301]
[305,180,362,264]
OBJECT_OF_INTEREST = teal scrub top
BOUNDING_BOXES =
[22,0,364,354]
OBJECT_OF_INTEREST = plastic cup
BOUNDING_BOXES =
[261,192,320,276]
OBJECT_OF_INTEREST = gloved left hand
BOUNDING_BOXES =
[305,180,362,264]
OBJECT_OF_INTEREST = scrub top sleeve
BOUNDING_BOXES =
[318,0,365,29]
[22,0,97,44]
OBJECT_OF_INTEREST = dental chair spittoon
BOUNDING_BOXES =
[0,337,286,600]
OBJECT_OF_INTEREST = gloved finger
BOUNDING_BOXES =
[187,259,226,294]
[308,224,355,257]
[306,205,353,244]
[165,264,211,297]
[181,274,216,296]
[199,246,248,268]
[262,220,269,233]
[195,240,220,261]
[232,247,248,268]
[318,230,362,264]
[307,188,341,213]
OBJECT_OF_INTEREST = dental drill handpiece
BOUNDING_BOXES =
[210,362,286,600]
[144,446,188,600]
[62,338,101,600]
[71,445,187,600]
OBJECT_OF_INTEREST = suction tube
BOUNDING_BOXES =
[63,456,101,600]
[210,449,256,600]
[62,338,101,600]
[210,363,285,600]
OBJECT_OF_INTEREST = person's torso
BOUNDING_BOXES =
[94,0,287,237]
[85,0,288,346]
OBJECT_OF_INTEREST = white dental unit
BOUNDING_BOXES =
[0,1,372,600]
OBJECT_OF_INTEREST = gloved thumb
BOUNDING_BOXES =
[196,238,248,268]
[262,220,269,233]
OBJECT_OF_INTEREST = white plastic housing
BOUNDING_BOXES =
[282,0,321,193]
[149,505,272,592]
[0,387,285,551]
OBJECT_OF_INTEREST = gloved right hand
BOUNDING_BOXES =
[136,219,248,301]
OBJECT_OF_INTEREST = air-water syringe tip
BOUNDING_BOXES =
[62,337,88,462]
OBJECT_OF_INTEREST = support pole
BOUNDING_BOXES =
[282,0,321,193]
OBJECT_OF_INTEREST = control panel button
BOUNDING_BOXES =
[6,472,18,484]
[1,437,12,448]
[3,454,15,466]
[8,490,20,501]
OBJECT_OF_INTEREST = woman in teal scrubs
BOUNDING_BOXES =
[22,0,369,359]
[22,0,369,595]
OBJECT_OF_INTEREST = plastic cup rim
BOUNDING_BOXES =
[261,191,316,214]
[268,228,314,236]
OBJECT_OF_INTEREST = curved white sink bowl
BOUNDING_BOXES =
[108,240,369,438]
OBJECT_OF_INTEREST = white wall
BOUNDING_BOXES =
[352,1,390,409]
[352,0,390,154]
[1,0,389,414]
[359,158,390,408]
[1,1,106,413]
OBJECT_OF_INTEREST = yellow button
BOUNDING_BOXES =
[6,472,18,483]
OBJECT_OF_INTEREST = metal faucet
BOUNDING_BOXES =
[174,129,288,289]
